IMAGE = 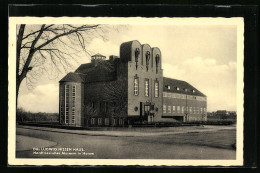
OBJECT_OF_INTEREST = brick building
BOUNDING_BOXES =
[59,40,207,127]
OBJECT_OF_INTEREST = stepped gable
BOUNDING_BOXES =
[163,77,206,97]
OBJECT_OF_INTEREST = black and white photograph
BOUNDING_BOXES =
[8,17,244,166]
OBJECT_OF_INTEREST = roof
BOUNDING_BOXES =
[74,60,118,83]
[75,63,94,73]
[163,77,206,97]
[59,72,85,83]
[91,53,106,57]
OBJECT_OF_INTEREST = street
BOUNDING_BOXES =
[16,125,236,159]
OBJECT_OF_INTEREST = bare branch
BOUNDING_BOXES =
[22,24,54,40]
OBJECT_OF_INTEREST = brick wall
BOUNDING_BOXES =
[120,40,163,123]
[59,82,84,126]
[162,93,207,122]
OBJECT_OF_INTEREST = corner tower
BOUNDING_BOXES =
[59,72,85,127]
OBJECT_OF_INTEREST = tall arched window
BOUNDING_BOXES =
[135,48,140,70]
[146,51,150,71]
[155,54,160,74]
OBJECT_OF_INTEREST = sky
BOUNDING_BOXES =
[18,24,238,113]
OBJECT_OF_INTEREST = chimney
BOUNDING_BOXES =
[109,55,119,61]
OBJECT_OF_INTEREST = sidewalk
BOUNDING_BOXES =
[17,124,236,137]
[16,135,57,151]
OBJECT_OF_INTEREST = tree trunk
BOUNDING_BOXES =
[16,79,21,109]
[16,24,25,109]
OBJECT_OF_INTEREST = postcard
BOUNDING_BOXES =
[8,17,244,166]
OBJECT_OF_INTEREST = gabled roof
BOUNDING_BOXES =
[59,72,85,83]
[163,77,206,97]
[73,60,117,83]
[75,63,94,73]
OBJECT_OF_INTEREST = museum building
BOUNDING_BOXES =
[59,40,207,127]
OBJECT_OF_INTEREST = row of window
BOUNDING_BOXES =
[134,77,159,97]
[71,85,76,124]
[90,102,119,113]
[90,118,124,126]
[163,92,207,101]
[65,85,69,124]
[165,85,196,93]
[163,105,206,114]
[64,85,76,124]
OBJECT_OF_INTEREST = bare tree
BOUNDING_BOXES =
[102,78,128,117]
[16,24,121,107]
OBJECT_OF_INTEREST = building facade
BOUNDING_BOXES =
[59,40,207,127]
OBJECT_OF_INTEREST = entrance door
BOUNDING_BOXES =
[148,115,154,123]
[144,105,150,123]
[141,102,155,123]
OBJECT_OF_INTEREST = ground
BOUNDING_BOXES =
[16,125,236,159]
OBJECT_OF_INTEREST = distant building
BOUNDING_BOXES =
[59,40,207,127]
[216,110,228,116]
[228,111,237,117]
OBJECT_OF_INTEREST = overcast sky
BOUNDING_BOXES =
[18,24,237,113]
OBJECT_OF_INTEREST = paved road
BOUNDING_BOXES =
[16,125,236,159]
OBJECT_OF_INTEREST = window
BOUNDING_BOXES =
[113,119,117,126]
[60,105,63,121]
[119,119,124,126]
[65,85,69,124]
[71,85,76,124]
[163,105,166,113]
[189,107,192,113]
[134,77,139,96]
[72,85,76,107]
[91,118,95,125]
[135,48,140,69]
[163,92,166,97]
[167,85,171,90]
[113,102,116,113]
[168,106,171,113]
[193,107,196,114]
[201,108,203,114]
[204,108,206,113]
[145,79,149,97]
[60,88,63,121]
[197,107,199,114]
[71,108,75,124]
[182,106,185,114]
[176,87,180,91]
[146,51,151,71]
[177,106,180,113]
[155,54,160,74]
[154,81,159,97]
[105,118,109,125]
[98,118,102,125]
[172,106,176,113]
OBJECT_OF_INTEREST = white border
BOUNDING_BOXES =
[8,17,244,166]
